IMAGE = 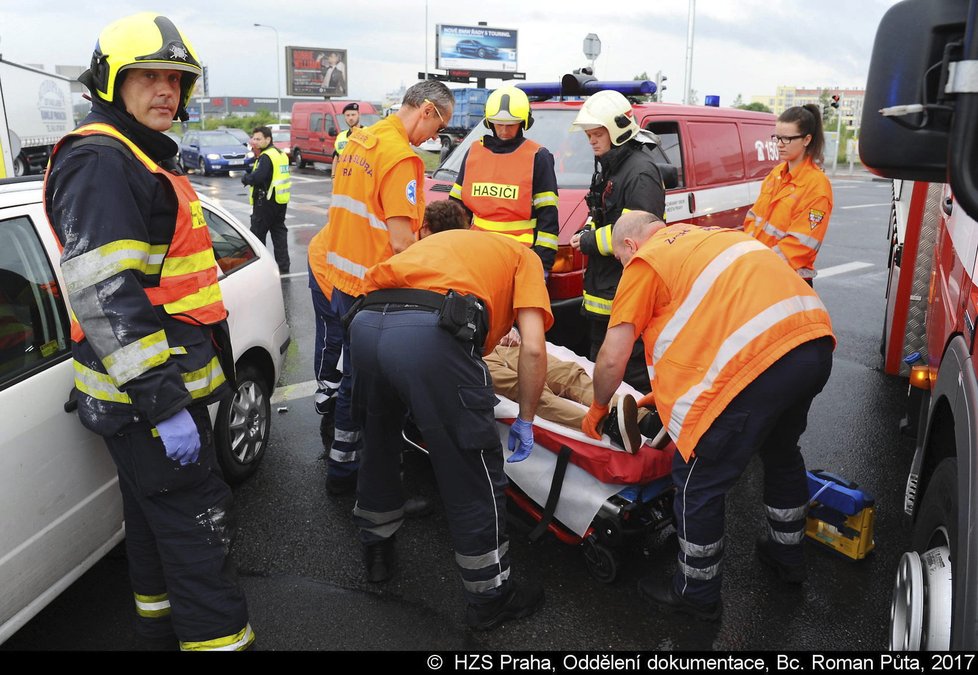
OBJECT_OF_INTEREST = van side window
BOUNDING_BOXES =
[686,121,746,186]
[645,122,685,189]
[0,216,70,385]
[310,113,324,133]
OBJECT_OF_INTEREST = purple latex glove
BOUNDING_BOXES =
[506,417,534,463]
[156,408,201,466]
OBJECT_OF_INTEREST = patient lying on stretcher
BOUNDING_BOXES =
[485,334,666,455]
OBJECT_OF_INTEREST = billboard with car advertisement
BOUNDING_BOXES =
[286,46,348,97]
[436,24,518,73]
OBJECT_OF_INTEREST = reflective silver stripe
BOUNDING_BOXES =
[746,209,757,221]
[331,194,387,231]
[456,541,510,570]
[181,623,255,652]
[334,428,361,443]
[134,594,170,616]
[449,183,463,200]
[668,295,828,439]
[785,230,822,251]
[762,221,787,239]
[102,330,170,385]
[797,267,817,279]
[353,505,404,539]
[73,361,132,403]
[182,357,226,399]
[766,503,808,522]
[768,525,806,545]
[329,447,359,463]
[595,224,614,256]
[647,364,655,380]
[770,245,790,262]
[461,568,510,593]
[535,231,558,251]
[653,240,768,363]
[678,535,724,558]
[582,292,613,315]
[62,241,166,294]
[678,558,721,581]
[532,191,558,208]
[326,251,367,280]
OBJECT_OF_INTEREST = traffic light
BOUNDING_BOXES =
[655,70,668,102]
[830,94,841,109]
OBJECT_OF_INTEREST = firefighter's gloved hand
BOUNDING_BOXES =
[582,402,610,441]
[506,417,535,463]
[156,409,201,465]
[636,392,656,409]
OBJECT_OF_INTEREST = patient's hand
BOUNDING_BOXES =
[499,327,521,347]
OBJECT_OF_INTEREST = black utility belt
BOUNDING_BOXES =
[350,288,488,345]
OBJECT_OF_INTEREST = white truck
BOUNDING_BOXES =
[0,58,74,176]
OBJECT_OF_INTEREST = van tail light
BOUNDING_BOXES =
[551,245,579,274]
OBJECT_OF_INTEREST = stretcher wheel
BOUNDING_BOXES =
[583,537,619,584]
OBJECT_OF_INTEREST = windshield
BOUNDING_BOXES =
[432,109,597,189]
[200,131,244,147]
[357,113,382,128]
[273,131,290,145]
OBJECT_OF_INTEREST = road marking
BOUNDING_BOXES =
[272,379,318,405]
[288,223,321,229]
[818,261,874,278]
[840,203,890,210]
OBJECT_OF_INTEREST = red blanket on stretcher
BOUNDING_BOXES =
[501,418,676,485]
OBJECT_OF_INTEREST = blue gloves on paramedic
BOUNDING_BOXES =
[156,408,201,465]
[507,417,535,463]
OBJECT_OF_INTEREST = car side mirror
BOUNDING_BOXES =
[860,0,978,220]
[327,126,338,136]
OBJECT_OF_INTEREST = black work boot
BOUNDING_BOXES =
[755,536,807,584]
[603,394,641,454]
[363,536,396,583]
[637,575,722,622]
[465,582,545,631]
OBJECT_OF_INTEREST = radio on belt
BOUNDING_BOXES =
[805,470,875,560]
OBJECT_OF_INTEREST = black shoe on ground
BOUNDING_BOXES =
[363,537,396,583]
[604,394,641,454]
[638,407,669,449]
[755,536,807,584]
[637,575,722,622]
[403,495,433,518]
[325,471,358,495]
[465,582,545,631]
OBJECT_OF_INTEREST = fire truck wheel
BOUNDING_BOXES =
[583,537,619,584]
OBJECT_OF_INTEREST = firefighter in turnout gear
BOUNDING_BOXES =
[570,90,666,394]
[585,211,834,622]
[449,86,559,274]
[43,12,254,650]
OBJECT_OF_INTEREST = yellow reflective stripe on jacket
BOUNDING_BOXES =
[535,230,558,251]
[61,240,168,294]
[582,292,613,316]
[532,190,558,209]
[74,354,226,404]
[161,248,219,278]
[181,623,255,651]
[594,224,614,256]
[472,215,537,233]
[449,183,463,200]
[162,282,222,315]
[134,592,171,618]
[102,329,170,385]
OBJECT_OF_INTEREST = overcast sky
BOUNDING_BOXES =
[1,0,900,106]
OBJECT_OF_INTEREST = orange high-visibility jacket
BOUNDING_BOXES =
[461,139,538,246]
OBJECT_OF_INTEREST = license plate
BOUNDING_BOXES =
[230,159,244,166]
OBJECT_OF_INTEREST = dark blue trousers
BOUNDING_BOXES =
[349,309,511,604]
[670,336,833,604]
[309,269,342,409]
[327,287,360,478]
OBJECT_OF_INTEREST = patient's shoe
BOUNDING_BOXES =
[604,394,641,454]
[638,407,669,449]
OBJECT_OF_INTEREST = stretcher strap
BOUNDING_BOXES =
[528,445,572,543]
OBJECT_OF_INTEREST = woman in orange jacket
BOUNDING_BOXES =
[744,105,833,285]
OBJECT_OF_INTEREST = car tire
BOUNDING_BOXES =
[293,149,305,168]
[13,154,28,177]
[215,363,271,486]
[198,157,209,177]
[477,48,487,58]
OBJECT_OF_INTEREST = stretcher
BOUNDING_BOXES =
[405,343,676,583]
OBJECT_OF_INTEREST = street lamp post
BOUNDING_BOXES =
[253,23,282,122]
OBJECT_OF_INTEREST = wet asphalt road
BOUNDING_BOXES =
[2,164,914,652]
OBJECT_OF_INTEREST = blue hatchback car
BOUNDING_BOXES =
[179,130,254,176]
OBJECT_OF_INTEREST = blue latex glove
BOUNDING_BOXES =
[506,417,535,463]
[156,409,201,466]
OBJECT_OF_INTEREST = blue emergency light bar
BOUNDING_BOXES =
[517,79,657,99]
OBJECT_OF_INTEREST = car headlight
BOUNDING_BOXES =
[206,153,221,160]
[246,151,255,159]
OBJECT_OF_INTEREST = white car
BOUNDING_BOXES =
[0,176,290,644]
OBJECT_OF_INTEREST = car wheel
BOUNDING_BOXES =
[890,457,956,650]
[477,48,487,58]
[215,363,271,485]
[198,157,209,177]
[13,154,28,177]
[293,149,305,168]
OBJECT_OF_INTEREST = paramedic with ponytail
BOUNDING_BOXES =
[744,104,834,285]
[586,210,835,621]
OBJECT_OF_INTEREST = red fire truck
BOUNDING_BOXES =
[862,0,978,651]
